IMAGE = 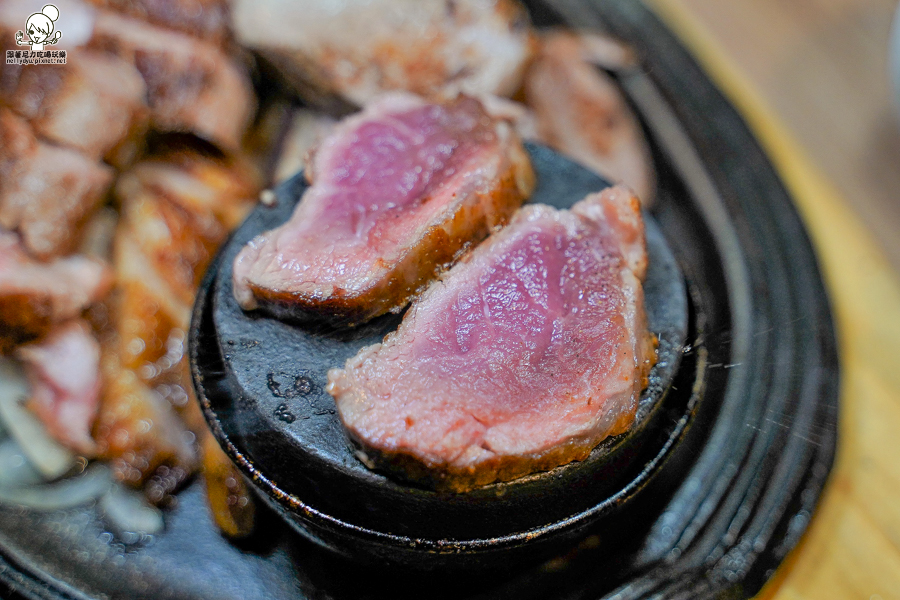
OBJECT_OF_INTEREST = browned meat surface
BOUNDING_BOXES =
[0,0,260,528]
[1,52,149,163]
[328,187,654,492]
[525,31,655,203]
[0,231,112,352]
[0,109,115,258]
[233,94,535,325]
[232,0,533,107]
[201,432,255,538]
[16,320,102,455]
[115,151,259,305]
[87,0,232,45]
[95,348,199,498]
[87,9,255,152]
[1,0,254,154]
[93,149,256,500]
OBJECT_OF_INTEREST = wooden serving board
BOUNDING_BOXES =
[649,2,900,599]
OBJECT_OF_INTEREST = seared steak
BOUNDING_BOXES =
[88,8,255,152]
[2,52,148,163]
[233,94,535,325]
[0,109,115,258]
[231,0,532,107]
[0,230,112,352]
[327,186,654,492]
[17,320,102,455]
[525,32,655,204]
[93,148,256,503]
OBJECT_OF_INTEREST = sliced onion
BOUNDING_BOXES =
[100,484,164,536]
[0,463,111,510]
[0,438,43,488]
[0,358,75,479]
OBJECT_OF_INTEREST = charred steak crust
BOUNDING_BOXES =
[327,186,654,492]
[233,94,536,326]
[245,144,532,324]
[346,410,638,493]
[0,293,56,353]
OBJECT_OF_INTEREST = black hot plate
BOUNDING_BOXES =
[0,0,838,598]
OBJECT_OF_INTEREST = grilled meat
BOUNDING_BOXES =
[233,93,535,325]
[0,109,115,258]
[1,52,149,164]
[525,31,654,203]
[231,0,533,107]
[0,230,112,352]
[328,186,654,492]
[16,320,102,455]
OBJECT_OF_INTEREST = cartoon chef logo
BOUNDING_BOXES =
[15,5,62,52]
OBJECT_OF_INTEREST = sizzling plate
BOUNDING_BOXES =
[0,0,838,597]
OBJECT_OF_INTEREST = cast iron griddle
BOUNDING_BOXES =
[0,0,838,598]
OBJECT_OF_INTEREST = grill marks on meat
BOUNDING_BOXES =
[0,231,112,352]
[16,320,102,455]
[328,186,654,492]
[233,94,535,325]
[232,0,533,107]
[0,109,115,258]
[525,31,655,204]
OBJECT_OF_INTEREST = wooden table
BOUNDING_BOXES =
[648,2,900,598]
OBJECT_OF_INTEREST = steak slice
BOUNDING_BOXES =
[0,230,112,352]
[0,109,115,259]
[16,320,102,455]
[233,93,535,325]
[2,51,149,163]
[327,186,655,492]
[231,0,532,107]
[525,31,655,205]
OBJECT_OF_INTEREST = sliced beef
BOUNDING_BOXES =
[16,320,102,455]
[0,230,112,352]
[0,109,115,258]
[87,9,255,152]
[86,0,232,46]
[233,93,535,325]
[2,52,149,163]
[327,186,655,492]
[115,150,258,306]
[231,0,533,107]
[525,32,655,204]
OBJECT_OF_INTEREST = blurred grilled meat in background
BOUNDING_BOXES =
[0,0,260,537]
